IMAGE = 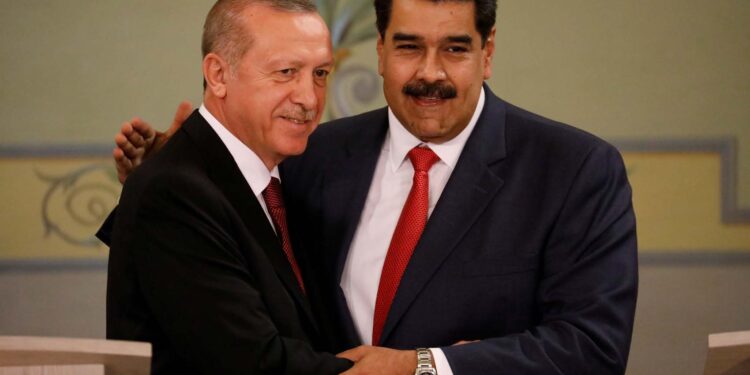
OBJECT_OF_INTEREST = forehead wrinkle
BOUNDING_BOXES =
[266,56,303,67]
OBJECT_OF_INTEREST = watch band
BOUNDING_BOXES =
[414,348,437,375]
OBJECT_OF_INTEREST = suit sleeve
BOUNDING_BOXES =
[441,143,638,374]
[96,208,116,246]
[109,172,351,374]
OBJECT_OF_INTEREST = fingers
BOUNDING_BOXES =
[111,103,189,184]
[130,117,157,145]
[113,147,133,184]
[167,101,192,136]
[116,122,145,160]
[114,119,144,183]
[337,347,367,375]
[337,347,414,375]
[123,119,148,147]
[336,346,368,362]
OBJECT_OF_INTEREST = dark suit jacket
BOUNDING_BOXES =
[106,111,351,374]
[281,85,638,374]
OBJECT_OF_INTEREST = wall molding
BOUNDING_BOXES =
[1,140,747,271]
[0,258,108,273]
[614,137,750,223]
[2,251,749,272]
[0,144,112,158]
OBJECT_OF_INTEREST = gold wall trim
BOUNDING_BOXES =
[614,138,749,223]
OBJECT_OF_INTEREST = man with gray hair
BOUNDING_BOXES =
[105,1,352,373]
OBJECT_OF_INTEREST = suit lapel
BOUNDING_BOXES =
[182,111,318,333]
[319,111,388,347]
[322,109,390,282]
[379,87,509,344]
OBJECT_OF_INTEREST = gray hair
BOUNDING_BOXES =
[202,0,318,68]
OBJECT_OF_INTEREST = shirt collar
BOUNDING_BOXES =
[386,87,485,172]
[199,104,279,196]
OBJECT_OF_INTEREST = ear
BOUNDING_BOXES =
[203,53,229,98]
[482,27,496,80]
[376,35,385,76]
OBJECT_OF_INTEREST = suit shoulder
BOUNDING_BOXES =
[284,107,388,171]
[309,107,388,146]
[501,101,621,163]
[121,133,216,207]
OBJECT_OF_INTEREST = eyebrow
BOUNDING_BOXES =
[265,58,334,70]
[391,32,473,45]
[317,60,334,70]
[446,35,473,44]
[393,32,420,42]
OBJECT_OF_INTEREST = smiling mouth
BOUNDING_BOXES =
[412,96,449,106]
[282,116,309,124]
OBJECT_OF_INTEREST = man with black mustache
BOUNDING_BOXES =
[107,0,638,373]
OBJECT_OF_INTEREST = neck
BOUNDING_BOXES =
[203,96,280,172]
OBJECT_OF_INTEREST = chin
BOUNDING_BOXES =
[411,123,447,136]
[282,143,309,157]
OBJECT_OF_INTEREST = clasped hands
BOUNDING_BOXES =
[336,340,476,374]
[337,346,416,375]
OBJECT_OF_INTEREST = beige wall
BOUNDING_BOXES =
[492,1,750,208]
[0,1,210,144]
[1,1,749,374]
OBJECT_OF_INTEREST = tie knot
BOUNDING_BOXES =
[262,177,284,209]
[407,146,439,173]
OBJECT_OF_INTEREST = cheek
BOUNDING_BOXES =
[382,59,413,84]
[315,87,327,110]
[383,72,409,100]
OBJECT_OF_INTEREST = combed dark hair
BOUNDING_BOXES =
[202,0,317,67]
[374,0,497,47]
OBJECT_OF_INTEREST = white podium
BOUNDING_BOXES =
[0,336,151,375]
[705,330,750,375]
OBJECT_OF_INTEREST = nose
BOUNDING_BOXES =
[290,73,318,111]
[416,50,447,82]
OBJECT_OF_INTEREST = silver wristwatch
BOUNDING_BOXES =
[415,348,437,375]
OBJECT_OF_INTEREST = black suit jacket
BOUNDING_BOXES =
[281,85,638,374]
[106,111,351,374]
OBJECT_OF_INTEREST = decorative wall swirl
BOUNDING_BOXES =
[315,0,380,119]
[330,64,382,119]
[36,164,119,247]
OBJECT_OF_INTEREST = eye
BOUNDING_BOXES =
[396,44,419,50]
[314,69,330,79]
[278,68,297,76]
[446,46,468,53]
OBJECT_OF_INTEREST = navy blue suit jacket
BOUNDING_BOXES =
[281,86,638,374]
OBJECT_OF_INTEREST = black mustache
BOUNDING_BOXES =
[402,81,457,99]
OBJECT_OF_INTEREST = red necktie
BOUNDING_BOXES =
[372,146,440,345]
[262,177,305,293]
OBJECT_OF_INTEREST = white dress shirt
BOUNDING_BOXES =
[199,104,279,228]
[341,88,486,374]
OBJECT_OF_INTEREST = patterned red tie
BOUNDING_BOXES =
[372,146,440,345]
[262,177,306,293]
